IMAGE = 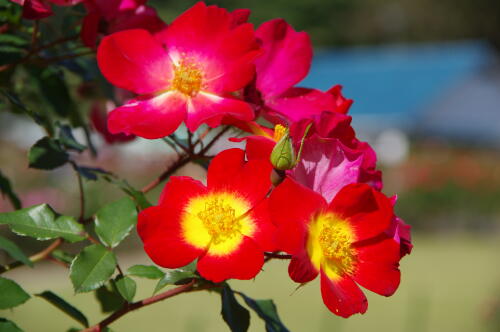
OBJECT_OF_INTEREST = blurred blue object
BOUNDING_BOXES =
[302,40,500,146]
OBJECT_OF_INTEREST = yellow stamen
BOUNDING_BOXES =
[317,214,356,274]
[273,124,287,142]
[172,57,203,97]
[197,197,241,244]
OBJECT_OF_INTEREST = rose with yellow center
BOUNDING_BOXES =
[137,148,277,283]
[270,178,402,318]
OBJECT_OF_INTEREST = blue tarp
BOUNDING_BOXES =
[301,41,492,129]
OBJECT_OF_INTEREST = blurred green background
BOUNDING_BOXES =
[1,0,500,331]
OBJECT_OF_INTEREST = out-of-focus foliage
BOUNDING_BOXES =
[153,0,500,49]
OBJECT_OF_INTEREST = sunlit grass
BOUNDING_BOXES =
[3,233,500,332]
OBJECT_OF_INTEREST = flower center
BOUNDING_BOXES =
[273,124,287,142]
[197,197,241,244]
[318,215,356,274]
[172,58,203,97]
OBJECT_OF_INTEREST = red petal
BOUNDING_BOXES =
[185,92,254,132]
[158,176,207,207]
[137,205,203,268]
[207,148,272,206]
[329,183,393,241]
[320,270,367,318]
[269,178,326,254]
[107,92,186,139]
[197,236,264,282]
[23,0,53,19]
[245,135,275,161]
[256,19,312,98]
[97,29,172,94]
[352,238,401,296]
[80,11,100,48]
[229,8,250,27]
[248,199,278,252]
[288,250,319,283]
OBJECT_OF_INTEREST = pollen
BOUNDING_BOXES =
[172,57,203,97]
[273,124,287,142]
[197,197,241,244]
[318,215,356,274]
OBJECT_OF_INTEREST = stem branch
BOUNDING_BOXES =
[83,280,198,331]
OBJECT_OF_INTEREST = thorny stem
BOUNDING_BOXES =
[0,34,80,72]
[199,126,231,156]
[82,280,204,332]
[141,126,231,193]
[141,154,191,193]
[168,134,190,154]
[264,252,293,262]
[71,162,86,222]
[0,238,63,274]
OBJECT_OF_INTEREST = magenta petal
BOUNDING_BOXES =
[256,19,312,98]
[267,87,338,123]
[107,92,186,139]
[289,136,363,203]
[185,92,254,132]
[97,29,173,94]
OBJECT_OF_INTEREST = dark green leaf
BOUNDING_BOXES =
[51,250,75,265]
[36,291,88,327]
[0,318,23,332]
[95,283,124,313]
[26,66,77,119]
[154,263,196,294]
[0,170,21,209]
[0,277,30,309]
[57,124,86,152]
[94,197,137,248]
[0,90,54,136]
[0,235,32,267]
[28,137,69,170]
[0,204,85,242]
[101,176,151,210]
[127,265,164,280]
[115,276,136,303]
[70,244,117,293]
[238,294,289,332]
[220,284,250,332]
[74,166,109,181]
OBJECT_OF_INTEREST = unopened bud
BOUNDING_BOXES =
[270,130,296,171]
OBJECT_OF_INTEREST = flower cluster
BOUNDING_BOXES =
[43,1,411,318]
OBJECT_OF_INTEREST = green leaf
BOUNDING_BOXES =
[26,66,77,119]
[0,90,54,136]
[154,263,196,294]
[95,283,124,313]
[0,318,23,332]
[74,166,109,181]
[51,250,75,265]
[0,170,21,210]
[101,176,151,210]
[28,137,69,170]
[0,277,30,309]
[57,124,86,152]
[94,197,137,248]
[127,265,164,280]
[115,276,136,303]
[70,244,117,293]
[0,204,85,242]
[36,291,88,327]
[220,284,250,332]
[0,235,32,267]
[238,294,289,332]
